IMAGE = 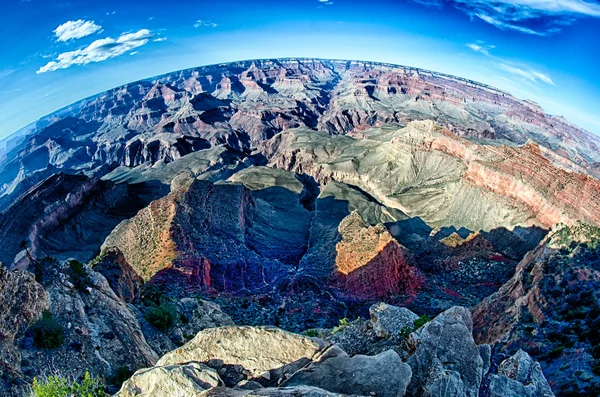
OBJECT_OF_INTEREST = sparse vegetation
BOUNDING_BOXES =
[331,318,350,335]
[144,301,177,331]
[304,329,319,337]
[108,366,134,389]
[28,311,64,349]
[68,260,91,292]
[414,315,432,329]
[31,371,104,397]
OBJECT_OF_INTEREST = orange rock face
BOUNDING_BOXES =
[330,212,423,299]
[418,125,600,228]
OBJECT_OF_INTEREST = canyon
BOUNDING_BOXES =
[0,58,599,396]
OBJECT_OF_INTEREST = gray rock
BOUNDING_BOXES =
[488,350,554,397]
[479,344,491,376]
[157,326,328,378]
[405,306,484,397]
[284,344,411,397]
[0,264,49,396]
[369,302,419,339]
[198,385,367,396]
[116,362,221,396]
[20,266,159,386]
[170,298,235,345]
[235,380,264,390]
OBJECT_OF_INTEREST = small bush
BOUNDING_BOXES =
[414,315,432,329]
[304,329,319,337]
[331,318,350,335]
[399,325,413,339]
[28,311,64,349]
[144,302,177,331]
[109,366,134,388]
[68,260,91,292]
[140,284,164,306]
[31,371,104,397]
[548,345,566,359]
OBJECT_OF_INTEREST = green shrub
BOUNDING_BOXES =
[414,315,432,329]
[304,329,319,337]
[68,260,91,292]
[140,284,164,306]
[28,311,64,349]
[548,345,566,359]
[109,366,134,388]
[31,371,104,397]
[144,302,177,331]
[331,318,350,335]
[399,325,413,339]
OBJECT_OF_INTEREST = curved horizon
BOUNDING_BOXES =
[3,56,592,141]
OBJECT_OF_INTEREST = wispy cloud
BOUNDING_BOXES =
[54,20,102,42]
[412,0,600,35]
[498,64,555,85]
[37,29,153,73]
[0,69,16,79]
[466,42,495,55]
[194,20,218,28]
[0,88,22,95]
[153,37,167,42]
[318,0,334,4]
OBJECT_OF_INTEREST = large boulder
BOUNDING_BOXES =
[369,302,419,338]
[170,298,235,345]
[283,345,412,397]
[157,326,328,378]
[488,350,554,397]
[117,362,221,396]
[405,306,485,397]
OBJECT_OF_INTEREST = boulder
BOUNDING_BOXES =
[369,302,419,338]
[284,345,412,397]
[405,306,484,397]
[170,298,235,345]
[157,326,328,378]
[488,350,554,397]
[117,362,221,396]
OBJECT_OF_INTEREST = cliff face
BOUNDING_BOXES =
[0,173,160,267]
[330,212,423,299]
[472,223,600,395]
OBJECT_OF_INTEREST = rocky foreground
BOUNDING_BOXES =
[1,223,599,395]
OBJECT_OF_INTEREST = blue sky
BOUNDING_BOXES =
[0,0,599,138]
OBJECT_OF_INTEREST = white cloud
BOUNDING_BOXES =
[194,20,218,28]
[37,29,153,73]
[498,64,555,85]
[412,0,600,35]
[130,51,139,56]
[475,13,546,35]
[54,20,102,42]
[153,37,167,42]
[466,42,495,55]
